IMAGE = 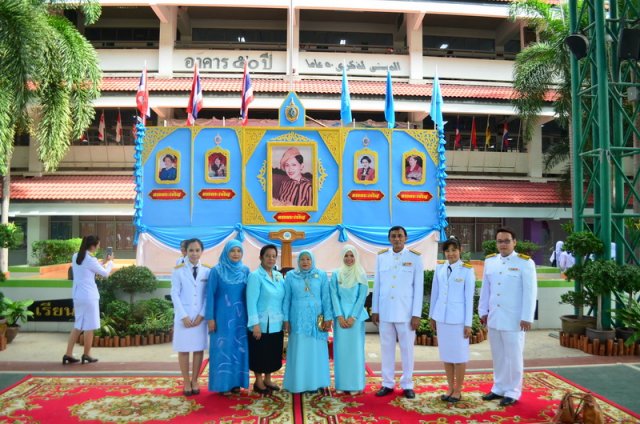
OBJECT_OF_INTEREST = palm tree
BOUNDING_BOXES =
[510,0,575,179]
[0,0,102,273]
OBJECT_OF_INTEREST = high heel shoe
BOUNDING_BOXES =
[62,355,79,365]
[264,382,280,391]
[81,354,98,364]
[253,383,271,395]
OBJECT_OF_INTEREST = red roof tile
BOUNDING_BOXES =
[100,77,557,102]
[8,175,135,201]
[6,175,565,205]
[447,179,566,204]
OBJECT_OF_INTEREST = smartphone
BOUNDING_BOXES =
[105,246,113,258]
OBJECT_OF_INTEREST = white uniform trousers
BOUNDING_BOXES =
[379,321,416,389]
[488,328,525,400]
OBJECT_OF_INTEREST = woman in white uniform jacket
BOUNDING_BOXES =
[171,238,211,396]
[63,235,113,365]
[429,237,476,402]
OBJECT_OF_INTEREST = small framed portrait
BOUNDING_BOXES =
[354,149,378,185]
[402,149,426,185]
[156,148,180,185]
[268,142,318,211]
[205,148,230,184]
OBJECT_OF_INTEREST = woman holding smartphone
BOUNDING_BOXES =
[63,235,113,365]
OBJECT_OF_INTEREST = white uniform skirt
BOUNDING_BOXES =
[436,321,470,363]
[172,319,208,353]
[73,299,100,331]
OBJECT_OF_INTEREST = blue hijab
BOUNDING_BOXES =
[216,240,246,285]
[293,250,318,279]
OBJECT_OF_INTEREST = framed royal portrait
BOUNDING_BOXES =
[402,149,426,185]
[267,141,318,211]
[205,147,230,184]
[155,148,180,185]
[354,148,378,185]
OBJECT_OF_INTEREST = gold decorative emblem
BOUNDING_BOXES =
[285,99,300,123]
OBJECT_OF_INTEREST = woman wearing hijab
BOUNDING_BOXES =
[329,245,369,394]
[283,250,333,393]
[246,244,286,394]
[429,237,476,403]
[205,240,250,394]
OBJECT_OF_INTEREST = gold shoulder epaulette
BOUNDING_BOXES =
[174,263,185,269]
[201,263,211,268]
[517,253,531,260]
[378,248,389,255]
[485,253,497,259]
[463,262,473,268]
[409,248,421,256]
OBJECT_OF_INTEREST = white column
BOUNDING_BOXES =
[286,7,300,78]
[528,117,544,179]
[157,6,178,78]
[406,12,424,83]
[27,216,48,265]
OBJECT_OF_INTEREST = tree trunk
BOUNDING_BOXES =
[1,155,11,274]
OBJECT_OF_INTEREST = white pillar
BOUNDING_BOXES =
[157,6,178,78]
[27,216,48,265]
[529,117,544,179]
[287,7,300,77]
[406,13,424,83]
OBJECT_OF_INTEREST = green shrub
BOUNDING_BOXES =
[107,265,158,304]
[482,239,541,257]
[423,269,434,296]
[101,298,173,336]
[31,238,82,266]
[0,223,24,249]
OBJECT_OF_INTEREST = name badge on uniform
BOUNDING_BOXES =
[508,267,519,271]
[402,262,412,266]
[455,278,463,282]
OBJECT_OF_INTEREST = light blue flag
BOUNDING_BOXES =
[340,67,352,125]
[385,70,395,129]
[430,72,444,130]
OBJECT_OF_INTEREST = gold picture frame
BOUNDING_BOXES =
[402,149,426,185]
[267,141,318,211]
[354,148,378,185]
[155,148,180,185]
[205,147,230,184]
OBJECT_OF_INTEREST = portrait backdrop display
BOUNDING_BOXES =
[138,126,444,252]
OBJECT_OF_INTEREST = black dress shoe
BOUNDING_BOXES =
[440,393,453,402]
[375,386,394,397]
[448,395,461,403]
[481,392,503,401]
[230,386,242,394]
[403,389,416,399]
[253,383,270,395]
[499,396,517,406]
[264,383,280,391]
[81,354,98,364]
[62,355,80,365]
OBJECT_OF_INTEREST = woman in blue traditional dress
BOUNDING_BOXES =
[205,240,250,394]
[283,250,333,393]
[329,245,369,394]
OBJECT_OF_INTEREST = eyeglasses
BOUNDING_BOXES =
[496,239,514,244]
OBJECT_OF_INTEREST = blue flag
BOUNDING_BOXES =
[340,67,352,125]
[430,72,444,130]
[385,70,395,129]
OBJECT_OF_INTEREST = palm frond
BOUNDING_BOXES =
[543,137,570,171]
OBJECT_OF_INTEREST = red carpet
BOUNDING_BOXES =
[0,370,637,423]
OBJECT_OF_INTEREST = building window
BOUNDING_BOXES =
[79,216,134,251]
[50,216,72,240]
[446,217,504,257]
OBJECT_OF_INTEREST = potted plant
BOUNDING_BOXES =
[580,259,620,341]
[107,265,158,305]
[558,230,604,335]
[612,298,640,346]
[613,264,640,341]
[2,296,34,343]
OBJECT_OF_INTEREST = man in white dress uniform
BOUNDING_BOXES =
[478,227,537,407]
[371,226,424,399]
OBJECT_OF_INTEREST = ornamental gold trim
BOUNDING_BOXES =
[242,128,267,164]
[142,127,181,164]
[257,160,267,192]
[402,130,440,168]
[317,190,341,225]
[242,186,267,224]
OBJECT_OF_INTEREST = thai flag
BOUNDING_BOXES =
[98,111,105,142]
[454,116,462,150]
[502,122,510,151]
[136,66,150,122]
[186,63,203,126]
[240,60,254,126]
[115,110,123,143]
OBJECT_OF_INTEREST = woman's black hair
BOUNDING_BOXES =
[361,155,371,163]
[293,154,304,164]
[185,238,204,251]
[163,154,176,163]
[441,236,461,253]
[77,235,100,265]
[260,244,279,259]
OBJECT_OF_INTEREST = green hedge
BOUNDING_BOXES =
[32,238,82,266]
